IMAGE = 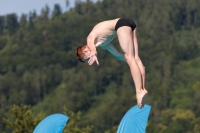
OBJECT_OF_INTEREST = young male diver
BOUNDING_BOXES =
[76,18,148,108]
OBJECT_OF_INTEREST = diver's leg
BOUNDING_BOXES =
[132,29,146,90]
[117,27,147,107]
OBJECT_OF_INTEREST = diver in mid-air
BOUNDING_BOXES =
[75,18,148,108]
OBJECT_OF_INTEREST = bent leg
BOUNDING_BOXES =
[117,26,147,107]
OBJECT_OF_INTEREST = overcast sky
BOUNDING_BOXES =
[0,0,98,17]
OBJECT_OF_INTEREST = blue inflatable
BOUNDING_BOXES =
[117,104,151,133]
[33,114,69,133]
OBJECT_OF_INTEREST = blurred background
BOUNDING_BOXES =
[0,0,98,16]
[0,0,200,133]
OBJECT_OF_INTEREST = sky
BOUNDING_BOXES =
[0,0,98,17]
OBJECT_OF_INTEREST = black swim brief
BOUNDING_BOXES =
[115,18,136,31]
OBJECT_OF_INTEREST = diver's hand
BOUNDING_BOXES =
[88,51,99,65]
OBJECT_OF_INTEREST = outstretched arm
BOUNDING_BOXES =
[100,43,126,62]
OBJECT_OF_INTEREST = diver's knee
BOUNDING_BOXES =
[135,56,140,62]
[124,54,136,63]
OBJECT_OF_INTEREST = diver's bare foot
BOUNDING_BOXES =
[136,89,148,108]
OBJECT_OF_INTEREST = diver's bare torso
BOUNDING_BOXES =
[87,18,120,47]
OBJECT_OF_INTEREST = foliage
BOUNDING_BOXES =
[2,105,93,133]
[63,106,93,133]
[3,105,45,133]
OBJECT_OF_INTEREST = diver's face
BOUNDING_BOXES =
[82,46,91,58]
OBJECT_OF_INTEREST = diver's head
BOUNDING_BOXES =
[75,45,91,63]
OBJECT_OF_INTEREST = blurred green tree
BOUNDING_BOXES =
[3,105,45,133]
